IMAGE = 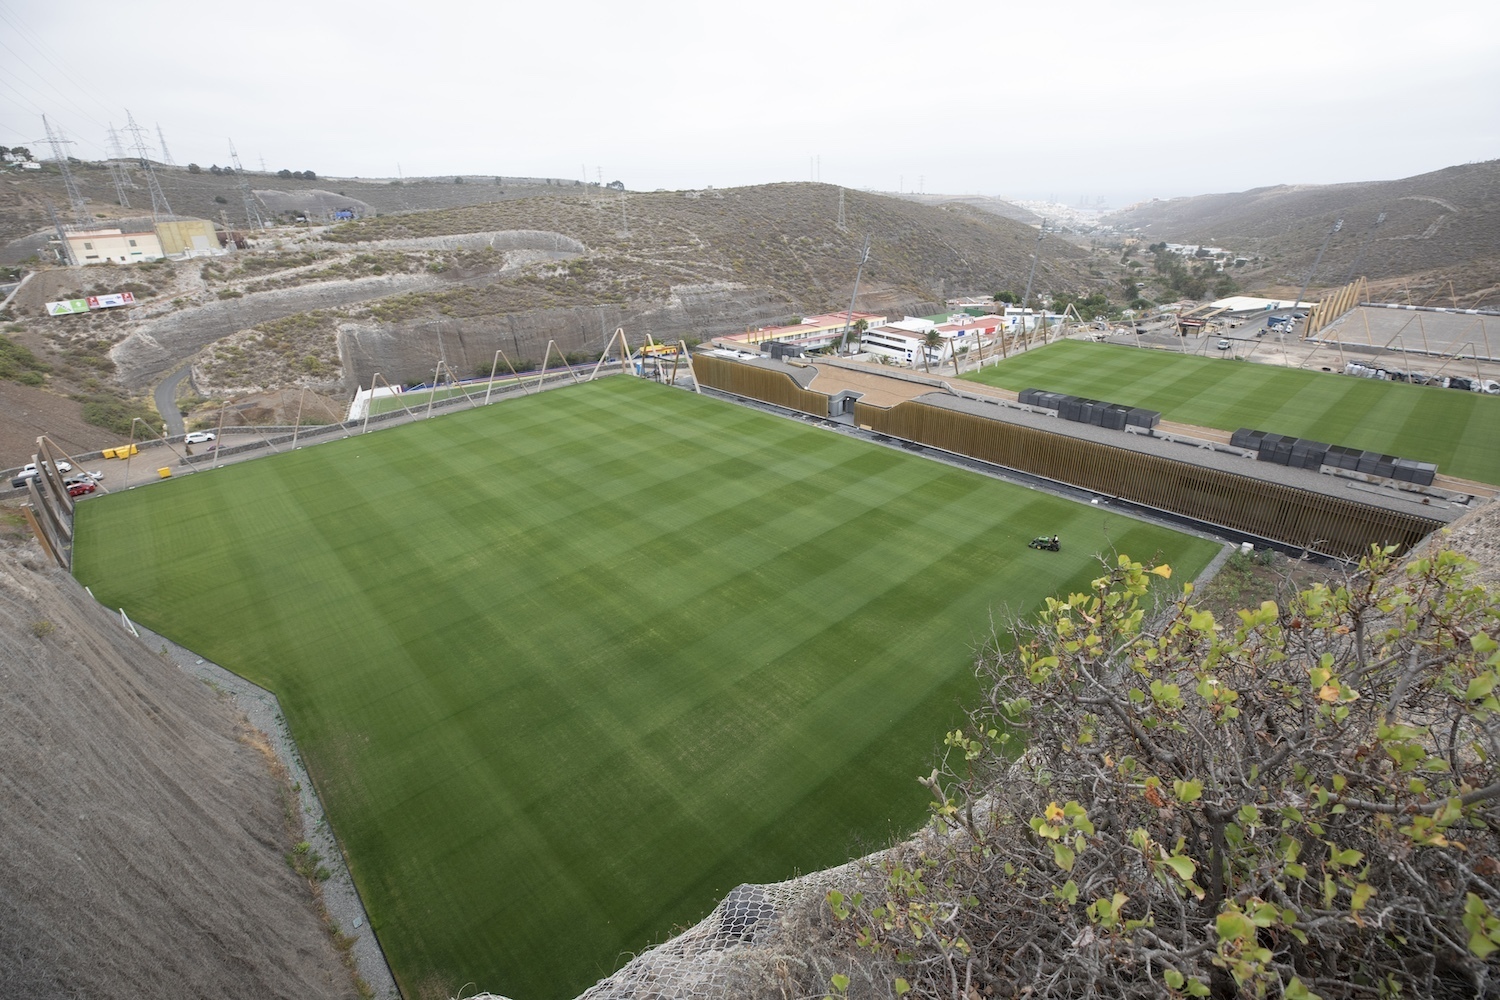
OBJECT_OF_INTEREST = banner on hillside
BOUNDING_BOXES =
[86,292,136,310]
[46,299,90,316]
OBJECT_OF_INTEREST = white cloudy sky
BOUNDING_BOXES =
[3,0,1497,206]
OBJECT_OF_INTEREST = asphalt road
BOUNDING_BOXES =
[154,365,192,438]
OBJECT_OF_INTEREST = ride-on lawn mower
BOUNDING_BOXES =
[1028,535,1061,552]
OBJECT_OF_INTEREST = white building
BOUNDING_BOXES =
[65,226,164,264]
[860,315,1007,367]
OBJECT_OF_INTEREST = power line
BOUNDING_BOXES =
[0,9,117,136]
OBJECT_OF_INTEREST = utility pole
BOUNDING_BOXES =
[836,188,847,231]
[123,110,172,219]
[42,115,92,225]
[106,122,127,160]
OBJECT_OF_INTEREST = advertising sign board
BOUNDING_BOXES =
[86,292,136,309]
[45,299,90,316]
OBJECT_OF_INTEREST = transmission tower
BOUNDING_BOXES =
[108,162,131,208]
[42,115,92,225]
[123,110,172,219]
[836,188,847,231]
[106,122,127,159]
[228,139,267,229]
[155,123,176,166]
[45,200,76,265]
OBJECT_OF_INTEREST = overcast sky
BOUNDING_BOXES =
[3,0,1497,208]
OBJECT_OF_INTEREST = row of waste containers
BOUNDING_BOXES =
[1229,428,1437,486]
[1018,389,1162,432]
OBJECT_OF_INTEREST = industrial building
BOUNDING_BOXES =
[62,216,223,266]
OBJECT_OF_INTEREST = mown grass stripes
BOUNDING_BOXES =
[73,377,1217,999]
[966,341,1500,484]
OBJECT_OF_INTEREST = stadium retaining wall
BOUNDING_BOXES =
[854,399,1442,560]
[692,354,829,417]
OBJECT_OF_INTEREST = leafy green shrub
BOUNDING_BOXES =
[829,549,1500,999]
[76,391,157,435]
[0,334,50,382]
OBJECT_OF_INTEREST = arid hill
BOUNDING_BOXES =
[1104,160,1500,304]
[0,178,1105,466]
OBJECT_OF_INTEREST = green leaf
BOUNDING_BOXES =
[893,978,910,996]
[1470,932,1499,959]
[831,973,850,993]
[1467,672,1498,702]
[1163,854,1197,881]
[1351,882,1375,912]
[1185,978,1211,997]
[1053,843,1076,871]
[1173,779,1204,803]
[1284,978,1322,1000]
[1216,910,1255,942]
[1164,968,1185,989]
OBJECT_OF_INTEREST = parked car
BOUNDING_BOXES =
[66,480,96,497]
[184,431,216,444]
[20,460,72,478]
[1216,339,1232,351]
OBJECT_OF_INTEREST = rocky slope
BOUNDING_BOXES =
[0,531,359,999]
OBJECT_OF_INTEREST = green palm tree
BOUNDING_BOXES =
[922,330,943,372]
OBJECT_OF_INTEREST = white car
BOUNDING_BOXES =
[20,460,72,478]
[184,431,216,444]
[1216,339,1231,351]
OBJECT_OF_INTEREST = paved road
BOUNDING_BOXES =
[154,364,192,438]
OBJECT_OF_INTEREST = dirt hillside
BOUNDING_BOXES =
[1105,160,1500,303]
[0,531,358,1000]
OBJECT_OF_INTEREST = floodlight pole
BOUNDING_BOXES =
[362,373,380,434]
[1292,218,1343,336]
[1021,220,1047,317]
[839,235,872,354]
[291,388,307,449]
[213,398,230,466]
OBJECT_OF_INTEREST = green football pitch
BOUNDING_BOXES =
[964,341,1500,485]
[73,377,1218,999]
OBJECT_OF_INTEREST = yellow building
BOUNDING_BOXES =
[154,218,220,256]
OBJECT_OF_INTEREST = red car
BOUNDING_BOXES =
[66,480,97,498]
